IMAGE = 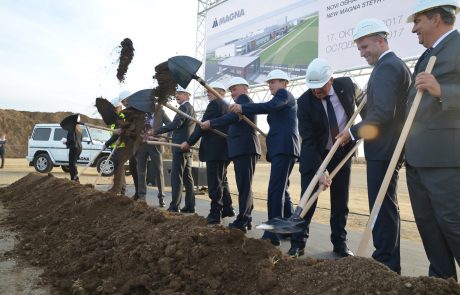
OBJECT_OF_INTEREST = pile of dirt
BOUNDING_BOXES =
[1,173,459,294]
[0,109,104,158]
[116,38,135,83]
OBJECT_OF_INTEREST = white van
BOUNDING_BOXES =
[26,123,116,176]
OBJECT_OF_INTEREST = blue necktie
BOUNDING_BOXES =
[415,47,433,73]
[325,95,339,142]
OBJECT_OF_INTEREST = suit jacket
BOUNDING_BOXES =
[187,98,229,162]
[350,51,411,161]
[406,30,460,167]
[297,77,358,174]
[242,88,300,161]
[210,94,261,159]
[155,101,196,154]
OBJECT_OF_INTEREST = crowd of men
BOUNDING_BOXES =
[100,0,459,281]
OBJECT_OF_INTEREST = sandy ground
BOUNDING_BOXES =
[0,158,420,242]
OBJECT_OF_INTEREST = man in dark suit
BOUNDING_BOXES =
[181,82,235,223]
[202,77,261,229]
[155,86,196,212]
[289,58,360,258]
[405,1,460,279]
[337,19,411,273]
[230,70,300,245]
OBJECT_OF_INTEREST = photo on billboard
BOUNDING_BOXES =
[205,0,319,86]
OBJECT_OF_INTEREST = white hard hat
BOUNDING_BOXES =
[111,97,123,108]
[209,81,226,91]
[118,90,131,101]
[176,85,192,95]
[305,58,333,89]
[353,18,390,41]
[265,69,290,82]
[407,0,460,22]
[226,77,249,89]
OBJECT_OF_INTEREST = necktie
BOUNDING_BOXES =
[415,47,433,73]
[325,95,339,143]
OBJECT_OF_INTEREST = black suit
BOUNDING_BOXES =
[211,94,261,226]
[350,52,411,273]
[241,88,300,244]
[188,98,233,220]
[292,77,358,250]
[155,101,196,211]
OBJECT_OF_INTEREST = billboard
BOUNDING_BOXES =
[205,0,460,86]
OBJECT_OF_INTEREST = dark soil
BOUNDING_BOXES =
[116,38,135,83]
[152,61,177,104]
[1,173,459,295]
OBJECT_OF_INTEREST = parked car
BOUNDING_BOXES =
[26,123,117,176]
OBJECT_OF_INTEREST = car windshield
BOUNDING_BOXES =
[88,127,111,143]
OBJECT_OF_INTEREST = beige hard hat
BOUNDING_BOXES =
[209,81,226,91]
[176,85,192,95]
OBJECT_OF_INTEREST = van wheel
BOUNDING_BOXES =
[33,153,53,173]
[96,156,115,177]
[61,166,71,173]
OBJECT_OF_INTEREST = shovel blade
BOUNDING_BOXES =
[256,216,305,234]
[167,55,202,89]
[126,89,155,112]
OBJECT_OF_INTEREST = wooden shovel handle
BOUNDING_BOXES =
[163,103,227,138]
[300,139,362,218]
[356,56,436,256]
[204,82,267,137]
[146,140,199,150]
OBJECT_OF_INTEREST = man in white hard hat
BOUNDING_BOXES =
[155,85,196,212]
[405,0,460,279]
[229,70,300,245]
[288,58,361,258]
[201,77,261,227]
[336,18,411,274]
[181,81,235,221]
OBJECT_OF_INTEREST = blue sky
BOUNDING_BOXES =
[0,0,197,116]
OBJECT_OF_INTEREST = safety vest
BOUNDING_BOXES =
[110,112,126,148]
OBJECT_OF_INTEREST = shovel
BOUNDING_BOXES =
[168,55,266,137]
[257,139,363,234]
[79,147,105,175]
[356,56,436,256]
[257,89,368,233]
[146,140,199,150]
[94,144,117,186]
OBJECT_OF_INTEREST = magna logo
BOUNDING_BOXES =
[212,9,245,28]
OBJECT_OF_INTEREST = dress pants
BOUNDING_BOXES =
[0,148,4,168]
[68,147,82,180]
[206,160,226,219]
[129,156,138,195]
[367,160,401,273]
[170,151,194,210]
[407,165,460,280]
[262,154,296,243]
[291,150,351,249]
[232,154,257,225]
[136,143,165,199]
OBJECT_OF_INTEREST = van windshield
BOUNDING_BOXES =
[88,127,111,144]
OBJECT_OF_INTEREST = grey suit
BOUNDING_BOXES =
[136,108,171,200]
[405,30,460,279]
[350,51,411,273]
[155,101,196,211]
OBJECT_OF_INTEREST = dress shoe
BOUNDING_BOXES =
[132,193,140,201]
[222,208,235,218]
[333,245,354,257]
[261,237,280,246]
[167,207,180,213]
[180,207,195,213]
[158,196,165,208]
[287,246,305,258]
[228,222,248,233]
[206,214,221,225]
[137,198,146,204]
